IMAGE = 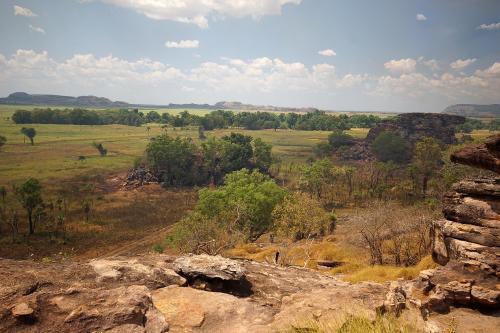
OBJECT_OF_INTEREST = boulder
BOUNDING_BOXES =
[89,257,186,288]
[450,134,500,173]
[173,254,246,281]
[11,303,36,323]
[381,281,407,315]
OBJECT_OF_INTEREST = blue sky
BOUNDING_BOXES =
[0,0,499,112]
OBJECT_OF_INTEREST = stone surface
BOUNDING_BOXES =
[173,254,246,281]
[366,113,465,145]
[381,281,407,315]
[450,134,500,174]
[11,302,36,322]
[89,257,186,288]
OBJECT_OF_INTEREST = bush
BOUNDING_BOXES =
[272,192,333,241]
[371,131,411,164]
[328,130,355,149]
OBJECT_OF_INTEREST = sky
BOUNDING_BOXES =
[0,0,499,112]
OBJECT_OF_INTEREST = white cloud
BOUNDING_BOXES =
[416,13,427,21]
[318,49,336,57]
[99,0,302,28]
[13,5,37,17]
[476,22,500,30]
[422,59,440,71]
[165,40,199,49]
[29,25,45,34]
[384,58,417,74]
[450,58,477,70]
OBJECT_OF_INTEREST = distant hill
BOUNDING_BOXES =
[0,92,130,108]
[442,104,500,118]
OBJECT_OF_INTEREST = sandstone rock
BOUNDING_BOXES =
[366,113,465,145]
[152,286,272,333]
[89,257,186,288]
[451,135,500,174]
[173,254,246,281]
[106,324,146,333]
[442,280,472,304]
[434,219,500,248]
[11,303,36,323]
[471,286,500,306]
[443,194,500,228]
[381,281,407,315]
[452,178,500,197]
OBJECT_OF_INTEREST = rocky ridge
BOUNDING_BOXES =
[421,134,500,313]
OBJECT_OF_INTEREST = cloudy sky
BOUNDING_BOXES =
[0,0,499,112]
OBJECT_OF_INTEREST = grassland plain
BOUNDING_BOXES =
[0,105,369,185]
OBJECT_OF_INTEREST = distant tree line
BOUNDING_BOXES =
[12,108,145,126]
[12,108,383,130]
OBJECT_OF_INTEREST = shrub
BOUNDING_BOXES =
[371,131,411,164]
[92,142,108,157]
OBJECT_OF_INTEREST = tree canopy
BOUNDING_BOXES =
[371,131,411,164]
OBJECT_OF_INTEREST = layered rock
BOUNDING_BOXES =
[366,113,465,145]
[426,135,500,311]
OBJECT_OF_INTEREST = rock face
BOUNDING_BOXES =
[366,113,465,145]
[173,254,245,281]
[426,136,500,311]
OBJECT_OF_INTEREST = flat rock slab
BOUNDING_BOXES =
[173,254,246,281]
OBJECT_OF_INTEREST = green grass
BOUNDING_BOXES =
[0,104,369,185]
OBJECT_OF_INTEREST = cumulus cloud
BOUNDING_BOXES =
[416,13,427,21]
[384,58,417,74]
[165,40,199,49]
[98,0,302,28]
[13,5,37,17]
[450,58,477,70]
[318,49,336,57]
[476,22,500,30]
[422,59,440,71]
[29,25,45,34]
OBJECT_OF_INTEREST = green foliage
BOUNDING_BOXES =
[328,130,355,149]
[92,142,108,157]
[0,135,6,150]
[15,178,43,234]
[273,192,332,241]
[253,138,273,173]
[21,127,36,145]
[299,159,337,198]
[489,118,500,131]
[168,169,287,253]
[371,131,411,164]
[13,108,145,126]
[409,137,443,197]
[152,243,164,253]
[146,134,202,186]
[145,111,161,123]
[455,118,485,133]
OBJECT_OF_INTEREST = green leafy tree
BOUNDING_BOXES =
[253,138,272,173]
[371,131,411,164]
[15,178,43,234]
[273,192,332,241]
[0,135,6,150]
[146,134,202,186]
[21,127,37,145]
[328,130,354,149]
[409,137,443,197]
[299,159,336,198]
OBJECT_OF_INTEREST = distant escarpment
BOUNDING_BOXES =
[0,92,129,108]
[443,104,500,118]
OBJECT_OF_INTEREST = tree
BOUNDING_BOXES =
[253,138,272,173]
[198,126,206,140]
[328,130,354,149]
[21,127,37,145]
[146,134,202,186]
[15,178,43,234]
[92,142,108,156]
[371,131,411,164]
[272,192,332,241]
[194,169,286,241]
[0,135,6,150]
[299,159,336,198]
[410,137,443,197]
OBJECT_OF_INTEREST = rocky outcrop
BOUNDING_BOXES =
[426,136,500,312]
[125,167,159,187]
[366,113,465,145]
